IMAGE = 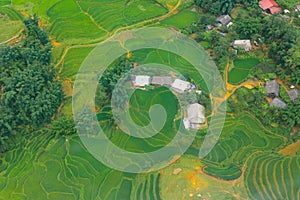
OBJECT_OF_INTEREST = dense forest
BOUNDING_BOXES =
[0,16,63,152]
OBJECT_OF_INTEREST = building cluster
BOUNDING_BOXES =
[132,75,205,130]
[265,80,299,109]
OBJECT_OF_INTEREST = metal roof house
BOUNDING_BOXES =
[132,75,151,87]
[216,15,232,27]
[232,40,252,51]
[150,76,173,86]
[288,89,299,101]
[265,80,280,97]
[171,79,191,93]
[270,98,287,108]
[184,103,205,130]
[259,0,282,14]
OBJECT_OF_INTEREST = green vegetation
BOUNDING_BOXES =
[228,58,259,84]
[98,86,180,153]
[0,0,299,199]
[245,152,300,200]
[0,0,10,7]
[160,10,197,28]
[188,114,287,180]
[0,16,63,152]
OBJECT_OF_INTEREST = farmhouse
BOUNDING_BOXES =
[287,89,299,101]
[232,40,252,51]
[150,76,173,86]
[216,15,232,27]
[132,75,150,87]
[259,0,282,14]
[184,103,205,130]
[171,79,191,93]
[270,98,287,108]
[265,80,279,97]
[295,5,300,12]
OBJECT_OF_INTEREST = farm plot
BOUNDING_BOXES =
[190,113,287,180]
[59,47,94,79]
[77,0,167,32]
[0,131,144,199]
[98,87,180,153]
[245,152,300,200]
[228,58,259,85]
[47,0,107,43]
[160,10,197,29]
[0,7,23,44]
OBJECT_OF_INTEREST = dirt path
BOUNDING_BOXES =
[211,57,264,110]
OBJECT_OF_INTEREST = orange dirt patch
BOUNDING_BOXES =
[21,12,29,17]
[52,39,61,47]
[126,51,132,58]
[278,140,300,156]
[189,33,197,39]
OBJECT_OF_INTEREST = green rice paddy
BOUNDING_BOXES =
[228,58,260,85]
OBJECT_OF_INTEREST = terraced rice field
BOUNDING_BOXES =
[192,114,287,180]
[0,131,163,199]
[228,58,259,85]
[245,152,300,200]
[98,87,180,153]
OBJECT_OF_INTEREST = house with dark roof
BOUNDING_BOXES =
[259,0,282,14]
[216,15,232,27]
[150,76,173,86]
[288,89,299,101]
[270,98,287,108]
[265,80,279,97]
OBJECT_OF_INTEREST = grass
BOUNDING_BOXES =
[0,0,10,7]
[228,58,260,84]
[160,9,197,29]
[245,152,300,200]
[0,17,23,43]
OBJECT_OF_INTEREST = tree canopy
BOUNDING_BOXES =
[0,16,63,152]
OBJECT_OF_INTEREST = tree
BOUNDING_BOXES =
[0,16,63,152]
[233,18,262,39]
[51,117,77,136]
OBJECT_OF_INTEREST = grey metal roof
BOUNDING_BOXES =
[265,80,279,96]
[150,76,173,86]
[270,98,287,108]
[287,89,299,101]
[216,15,232,26]
[187,103,205,124]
